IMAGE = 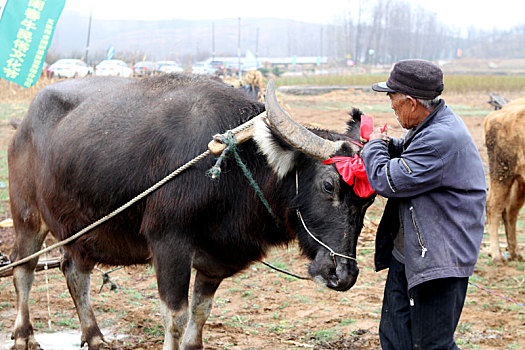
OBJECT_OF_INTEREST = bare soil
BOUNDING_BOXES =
[1,88,524,349]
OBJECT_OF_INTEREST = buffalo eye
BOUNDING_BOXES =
[323,181,334,194]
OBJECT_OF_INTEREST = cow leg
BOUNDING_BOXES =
[153,242,193,350]
[502,178,525,261]
[486,180,511,263]
[10,223,48,350]
[180,272,222,350]
[60,254,109,349]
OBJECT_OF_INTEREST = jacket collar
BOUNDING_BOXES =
[404,99,445,146]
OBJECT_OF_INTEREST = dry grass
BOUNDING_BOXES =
[2,72,525,105]
[0,77,58,104]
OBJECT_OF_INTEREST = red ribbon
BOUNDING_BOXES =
[360,114,374,141]
[322,155,375,198]
[360,114,388,141]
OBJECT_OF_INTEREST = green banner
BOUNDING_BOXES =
[0,0,66,87]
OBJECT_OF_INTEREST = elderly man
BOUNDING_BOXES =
[361,59,486,349]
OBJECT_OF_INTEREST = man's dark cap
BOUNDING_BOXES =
[372,59,444,99]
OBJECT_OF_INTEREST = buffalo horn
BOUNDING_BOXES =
[264,80,341,160]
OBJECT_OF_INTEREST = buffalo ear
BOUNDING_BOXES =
[345,108,363,141]
[253,117,298,179]
[334,142,358,157]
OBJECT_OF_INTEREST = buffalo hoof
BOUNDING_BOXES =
[182,345,204,350]
[492,252,523,264]
[88,341,112,350]
[80,336,112,349]
[491,258,504,265]
[490,253,504,265]
[10,336,42,350]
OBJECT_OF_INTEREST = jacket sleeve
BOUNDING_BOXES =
[361,138,444,198]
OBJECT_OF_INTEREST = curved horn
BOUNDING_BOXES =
[264,80,340,160]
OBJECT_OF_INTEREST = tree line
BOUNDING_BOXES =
[323,0,525,64]
[47,0,525,66]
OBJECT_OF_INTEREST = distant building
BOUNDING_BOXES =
[215,56,330,72]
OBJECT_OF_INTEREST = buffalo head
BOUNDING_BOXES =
[254,81,375,291]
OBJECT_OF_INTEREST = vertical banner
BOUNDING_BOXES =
[106,45,114,60]
[0,0,8,20]
[0,0,66,88]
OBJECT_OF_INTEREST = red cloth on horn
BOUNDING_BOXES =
[322,155,375,198]
[360,114,374,141]
[360,114,388,141]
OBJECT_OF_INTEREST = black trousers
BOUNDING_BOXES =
[379,258,468,350]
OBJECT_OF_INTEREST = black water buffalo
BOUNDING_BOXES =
[8,74,374,350]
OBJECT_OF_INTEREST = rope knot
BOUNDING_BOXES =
[207,131,279,223]
[207,131,238,180]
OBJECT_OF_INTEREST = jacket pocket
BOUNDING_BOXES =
[409,206,427,257]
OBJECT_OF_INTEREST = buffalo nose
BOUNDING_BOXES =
[327,264,359,291]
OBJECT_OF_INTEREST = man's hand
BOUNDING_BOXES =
[369,126,389,142]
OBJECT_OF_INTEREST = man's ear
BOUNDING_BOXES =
[408,96,418,112]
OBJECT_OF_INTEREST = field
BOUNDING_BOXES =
[0,76,524,350]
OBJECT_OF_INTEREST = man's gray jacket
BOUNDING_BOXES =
[361,100,486,290]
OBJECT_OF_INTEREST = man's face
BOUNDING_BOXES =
[388,92,417,129]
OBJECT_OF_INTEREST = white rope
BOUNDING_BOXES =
[296,210,357,262]
[295,171,357,263]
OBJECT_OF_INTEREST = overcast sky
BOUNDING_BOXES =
[64,0,524,32]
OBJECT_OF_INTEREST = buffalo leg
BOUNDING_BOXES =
[10,223,47,350]
[180,272,222,350]
[153,241,193,350]
[486,180,512,263]
[502,178,525,261]
[60,255,108,349]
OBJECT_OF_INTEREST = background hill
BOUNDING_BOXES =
[48,1,525,67]
[50,14,328,64]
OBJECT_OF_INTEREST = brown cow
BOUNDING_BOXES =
[484,97,525,263]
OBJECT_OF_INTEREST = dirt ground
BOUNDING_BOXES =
[1,87,524,350]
